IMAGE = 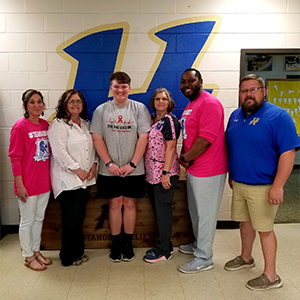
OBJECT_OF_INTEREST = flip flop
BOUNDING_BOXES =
[35,253,53,265]
[24,258,47,271]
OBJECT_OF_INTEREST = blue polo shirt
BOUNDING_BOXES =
[226,101,300,185]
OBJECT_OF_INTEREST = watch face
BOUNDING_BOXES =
[130,161,136,168]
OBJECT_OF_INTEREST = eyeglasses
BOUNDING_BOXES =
[67,99,82,105]
[154,97,169,102]
[239,87,263,94]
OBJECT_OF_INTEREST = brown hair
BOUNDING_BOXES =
[149,87,175,113]
[55,89,88,124]
[109,71,131,85]
[22,89,45,118]
[240,74,265,89]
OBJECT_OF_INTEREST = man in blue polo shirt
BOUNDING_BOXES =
[225,74,299,291]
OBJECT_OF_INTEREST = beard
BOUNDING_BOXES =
[241,96,264,113]
[181,86,201,101]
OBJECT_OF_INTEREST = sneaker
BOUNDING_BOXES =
[146,247,174,256]
[144,251,173,263]
[122,251,135,262]
[146,248,156,255]
[246,273,283,291]
[178,243,196,255]
[178,258,214,274]
[224,255,255,271]
[109,244,122,262]
[122,244,135,262]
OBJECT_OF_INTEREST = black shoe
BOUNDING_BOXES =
[122,244,135,262]
[109,244,122,262]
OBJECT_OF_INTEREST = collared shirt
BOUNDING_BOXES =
[48,118,98,198]
[226,101,300,185]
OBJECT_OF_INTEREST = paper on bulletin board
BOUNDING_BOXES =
[267,79,300,136]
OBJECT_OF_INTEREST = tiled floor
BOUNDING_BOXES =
[0,224,299,300]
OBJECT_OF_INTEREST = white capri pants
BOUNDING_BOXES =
[18,191,50,257]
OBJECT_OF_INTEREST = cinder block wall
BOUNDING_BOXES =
[0,0,299,224]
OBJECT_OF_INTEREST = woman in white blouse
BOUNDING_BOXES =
[48,89,97,266]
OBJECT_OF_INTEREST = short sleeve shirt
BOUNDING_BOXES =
[145,113,181,184]
[90,99,151,176]
[226,101,300,185]
[180,91,228,177]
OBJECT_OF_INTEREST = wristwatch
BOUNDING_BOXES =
[130,161,137,168]
[162,170,170,175]
[180,155,188,163]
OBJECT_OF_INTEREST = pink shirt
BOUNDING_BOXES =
[9,118,51,196]
[181,91,228,177]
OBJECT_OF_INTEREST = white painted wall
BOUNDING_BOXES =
[0,0,299,224]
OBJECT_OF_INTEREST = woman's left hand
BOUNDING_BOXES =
[161,174,171,189]
[87,163,97,180]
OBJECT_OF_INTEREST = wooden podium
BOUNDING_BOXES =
[41,179,194,250]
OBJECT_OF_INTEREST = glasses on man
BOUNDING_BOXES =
[154,97,169,102]
[67,99,82,105]
[239,87,263,94]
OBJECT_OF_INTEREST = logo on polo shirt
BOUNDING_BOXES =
[249,117,260,125]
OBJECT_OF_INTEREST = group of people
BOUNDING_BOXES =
[9,69,299,291]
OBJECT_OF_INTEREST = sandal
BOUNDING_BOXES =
[24,258,47,271]
[81,253,89,262]
[35,252,53,265]
[72,260,82,266]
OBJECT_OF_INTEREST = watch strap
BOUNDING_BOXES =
[130,161,137,168]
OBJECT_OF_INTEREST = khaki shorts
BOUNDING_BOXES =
[231,181,279,232]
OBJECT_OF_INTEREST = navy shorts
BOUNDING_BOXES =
[97,174,145,199]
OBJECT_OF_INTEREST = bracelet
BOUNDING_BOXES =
[130,161,137,168]
[105,160,114,168]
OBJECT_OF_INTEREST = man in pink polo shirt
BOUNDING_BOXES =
[178,68,228,274]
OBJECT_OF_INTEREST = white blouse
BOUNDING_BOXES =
[48,118,98,198]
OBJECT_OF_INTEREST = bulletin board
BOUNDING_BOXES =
[266,79,300,136]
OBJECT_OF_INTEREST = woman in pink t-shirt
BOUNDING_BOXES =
[143,88,181,263]
[9,89,52,271]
